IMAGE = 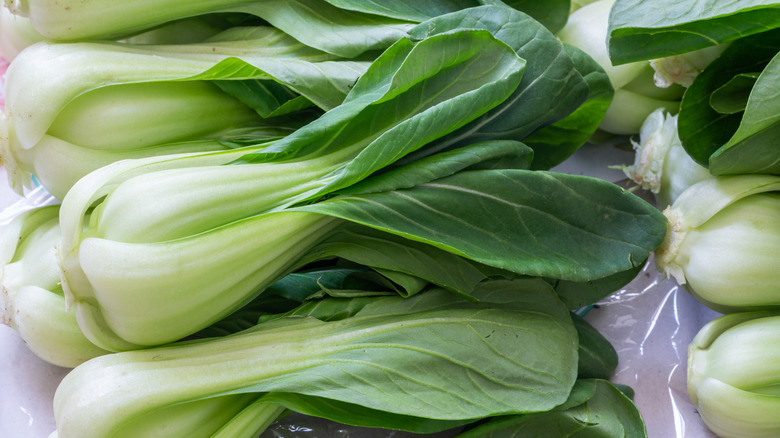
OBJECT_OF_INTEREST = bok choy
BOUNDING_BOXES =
[608,0,780,176]
[55,28,530,350]
[50,278,580,438]
[0,205,108,367]
[620,108,711,208]
[655,175,780,312]
[56,26,665,350]
[688,311,780,438]
[0,25,365,198]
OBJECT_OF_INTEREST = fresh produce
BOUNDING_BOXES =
[51,279,581,438]
[688,312,780,438]
[0,205,108,367]
[654,175,780,312]
[558,0,684,134]
[608,0,780,176]
[0,1,697,437]
[455,379,645,437]
[558,0,723,136]
[53,10,666,351]
[608,2,780,435]
[0,25,367,198]
[620,108,711,208]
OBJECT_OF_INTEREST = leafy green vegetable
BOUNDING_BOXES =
[572,313,619,380]
[0,205,108,367]
[406,5,602,167]
[0,26,368,197]
[557,0,684,135]
[456,379,647,437]
[655,174,780,312]
[677,30,780,175]
[56,29,530,349]
[303,169,666,282]
[708,73,759,115]
[522,42,614,168]
[51,279,579,438]
[688,311,780,438]
[607,0,780,65]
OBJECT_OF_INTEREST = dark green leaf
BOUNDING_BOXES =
[405,5,591,169]
[608,0,780,65]
[495,0,571,34]
[523,43,614,170]
[235,30,526,198]
[677,30,780,173]
[709,73,759,115]
[213,79,314,118]
[298,170,667,282]
[306,226,489,298]
[710,52,780,175]
[553,261,645,310]
[262,392,472,433]
[572,313,618,380]
[456,379,647,437]
[338,140,534,196]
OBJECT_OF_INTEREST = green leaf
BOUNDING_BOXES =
[607,0,780,65]
[232,0,415,58]
[677,30,780,174]
[261,393,471,433]
[338,140,534,195]
[298,170,667,282]
[405,5,591,169]
[709,73,759,115]
[496,0,571,34]
[456,379,647,437]
[522,43,614,170]
[321,0,479,22]
[213,79,315,118]
[571,313,618,380]
[306,226,489,298]
[710,52,780,175]
[553,261,645,310]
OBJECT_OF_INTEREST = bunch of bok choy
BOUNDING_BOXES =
[608,1,780,435]
[0,1,675,437]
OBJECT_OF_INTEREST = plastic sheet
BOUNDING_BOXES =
[0,142,723,437]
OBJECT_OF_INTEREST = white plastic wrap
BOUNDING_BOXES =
[0,141,722,437]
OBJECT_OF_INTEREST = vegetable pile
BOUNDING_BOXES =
[607,1,780,436]
[0,0,776,437]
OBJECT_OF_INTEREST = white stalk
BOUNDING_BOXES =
[65,211,340,349]
[656,175,780,311]
[8,0,252,40]
[620,109,711,207]
[0,6,44,61]
[557,0,689,135]
[1,206,109,367]
[689,312,780,437]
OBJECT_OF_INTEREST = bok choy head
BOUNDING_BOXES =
[655,174,780,312]
[688,311,780,438]
[51,278,580,438]
[0,25,363,198]
[56,28,530,350]
[0,205,108,367]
